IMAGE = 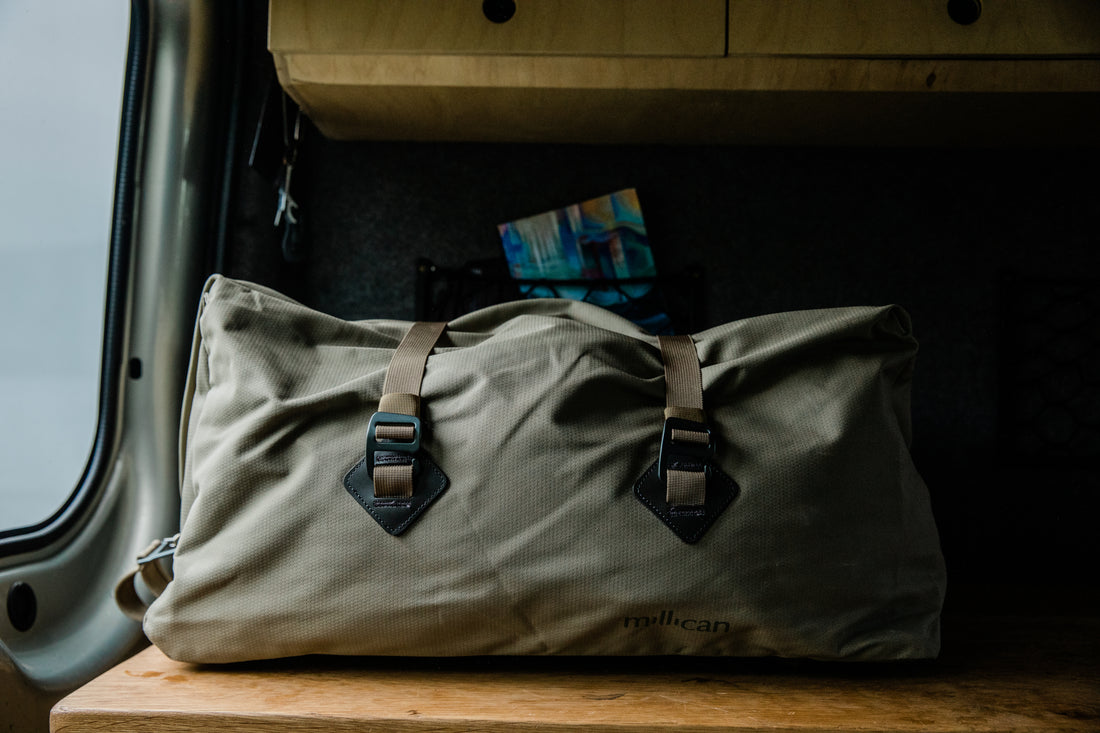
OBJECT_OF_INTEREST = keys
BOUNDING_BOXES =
[273,167,297,228]
[274,103,306,262]
[274,103,300,227]
[247,83,308,262]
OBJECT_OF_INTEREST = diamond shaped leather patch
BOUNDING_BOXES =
[633,460,738,544]
[344,452,449,536]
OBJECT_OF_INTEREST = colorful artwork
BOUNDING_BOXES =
[498,189,673,334]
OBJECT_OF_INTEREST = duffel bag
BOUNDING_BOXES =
[136,275,945,663]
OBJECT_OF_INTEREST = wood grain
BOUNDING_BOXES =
[268,1,1100,144]
[272,52,1100,145]
[281,83,1100,146]
[51,616,1100,732]
[276,53,1100,93]
[727,0,1100,57]
[269,0,726,58]
[271,52,1100,144]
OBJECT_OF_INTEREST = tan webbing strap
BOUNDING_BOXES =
[671,427,710,445]
[658,335,705,424]
[666,468,705,507]
[113,535,177,621]
[382,321,447,408]
[372,463,414,498]
[377,392,419,416]
[375,423,416,442]
[372,321,447,498]
[657,335,708,506]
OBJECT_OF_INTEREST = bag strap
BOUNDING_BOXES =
[368,321,447,498]
[378,321,447,417]
[113,534,178,621]
[657,335,711,506]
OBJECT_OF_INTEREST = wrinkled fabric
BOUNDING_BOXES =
[145,275,945,663]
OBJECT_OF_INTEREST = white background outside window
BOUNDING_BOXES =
[0,1,129,531]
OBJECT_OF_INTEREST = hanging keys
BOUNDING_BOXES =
[273,162,296,228]
[247,80,308,263]
[273,99,307,263]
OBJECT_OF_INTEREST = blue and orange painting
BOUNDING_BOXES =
[498,189,673,333]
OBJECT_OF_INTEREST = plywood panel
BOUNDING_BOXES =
[727,0,1100,57]
[273,52,1100,144]
[277,53,1100,93]
[283,84,1100,146]
[269,0,1100,145]
[51,616,1100,732]
[270,0,727,57]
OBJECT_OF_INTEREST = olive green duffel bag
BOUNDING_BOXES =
[134,274,944,663]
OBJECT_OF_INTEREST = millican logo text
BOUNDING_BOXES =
[623,610,730,633]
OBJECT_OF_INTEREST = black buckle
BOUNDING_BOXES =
[657,417,714,482]
[366,412,421,478]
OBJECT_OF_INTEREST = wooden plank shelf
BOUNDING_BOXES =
[51,614,1100,732]
[268,0,1100,145]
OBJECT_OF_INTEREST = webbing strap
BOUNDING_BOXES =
[657,335,708,506]
[372,321,447,498]
[373,463,415,498]
[658,335,705,423]
[376,423,416,442]
[113,535,177,621]
[381,321,448,411]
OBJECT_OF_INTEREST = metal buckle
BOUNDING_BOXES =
[137,533,180,565]
[366,412,421,478]
[657,418,715,482]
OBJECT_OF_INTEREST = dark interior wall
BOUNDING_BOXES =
[221,8,1099,595]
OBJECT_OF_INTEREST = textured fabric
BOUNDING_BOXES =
[146,275,946,663]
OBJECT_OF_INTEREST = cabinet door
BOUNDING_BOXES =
[728,0,1100,56]
[270,0,727,58]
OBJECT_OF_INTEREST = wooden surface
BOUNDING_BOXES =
[269,0,726,57]
[276,54,1100,94]
[727,0,1100,56]
[274,54,1100,144]
[269,0,1100,144]
[51,615,1100,732]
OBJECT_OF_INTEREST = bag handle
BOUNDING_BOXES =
[632,334,735,544]
[657,335,711,507]
[378,321,447,417]
[367,321,447,498]
[113,534,178,621]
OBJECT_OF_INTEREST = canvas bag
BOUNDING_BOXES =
[142,275,945,663]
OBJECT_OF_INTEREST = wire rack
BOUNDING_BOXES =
[414,257,707,334]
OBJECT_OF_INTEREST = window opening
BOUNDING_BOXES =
[0,1,130,532]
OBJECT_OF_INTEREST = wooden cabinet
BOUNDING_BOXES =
[269,1,1100,145]
[727,0,1100,57]
[270,0,726,57]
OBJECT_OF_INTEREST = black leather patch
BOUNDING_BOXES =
[633,461,738,544]
[343,452,449,536]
